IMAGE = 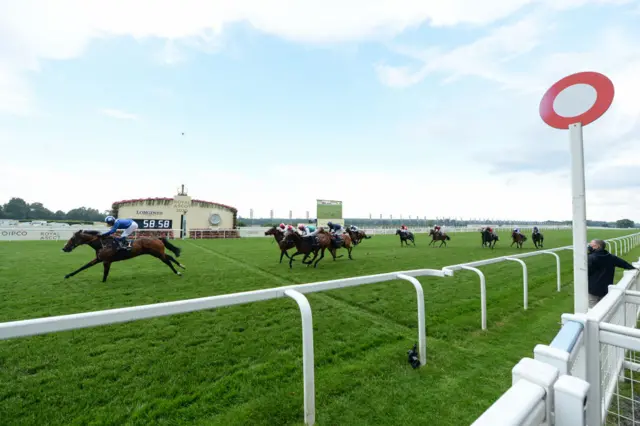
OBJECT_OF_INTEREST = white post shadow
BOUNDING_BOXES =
[505,257,529,310]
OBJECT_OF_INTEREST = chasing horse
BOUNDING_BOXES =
[396,228,415,247]
[428,228,451,248]
[510,229,527,249]
[481,227,499,249]
[283,228,353,268]
[346,225,371,246]
[532,226,544,249]
[264,225,295,263]
[325,222,355,260]
[62,229,185,282]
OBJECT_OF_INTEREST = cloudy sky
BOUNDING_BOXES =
[1,0,640,221]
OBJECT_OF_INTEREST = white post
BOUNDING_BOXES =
[569,122,589,314]
[554,375,589,426]
[396,274,427,366]
[505,258,528,310]
[460,266,487,330]
[584,315,601,425]
[285,290,316,425]
[542,251,562,292]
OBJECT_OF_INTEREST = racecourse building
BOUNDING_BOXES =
[111,186,238,239]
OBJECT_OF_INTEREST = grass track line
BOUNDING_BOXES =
[186,241,449,340]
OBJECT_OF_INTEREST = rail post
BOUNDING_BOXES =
[505,258,528,310]
[459,266,487,330]
[285,289,316,425]
[396,274,427,366]
[541,251,562,292]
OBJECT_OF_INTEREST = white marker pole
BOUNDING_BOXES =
[569,122,589,313]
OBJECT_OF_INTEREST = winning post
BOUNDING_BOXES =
[539,71,615,314]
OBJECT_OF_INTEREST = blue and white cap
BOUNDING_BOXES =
[105,216,116,224]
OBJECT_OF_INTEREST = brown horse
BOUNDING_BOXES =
[326,230,354,260]
[264,226,295,263]
[284,230,353,268]
[510,232,527,249]
[62,230,185,282]
[428,229,451,247]
[346,229,371,246]
[284,230,323,268]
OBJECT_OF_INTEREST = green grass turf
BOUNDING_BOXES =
[1,229,639,425]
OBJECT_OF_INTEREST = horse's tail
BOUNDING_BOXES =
[161,237,182,257]
[445,235,450,240]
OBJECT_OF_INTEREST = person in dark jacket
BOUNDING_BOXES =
[588,239,637,307]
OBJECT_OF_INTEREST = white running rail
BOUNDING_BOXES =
[0,267,452,426]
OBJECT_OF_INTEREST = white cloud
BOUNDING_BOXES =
[100,108,139,120]
[377,13,552,89]
[1,0,634,115]
[0,0,547,115]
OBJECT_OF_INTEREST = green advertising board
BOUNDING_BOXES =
[316,199,343,228]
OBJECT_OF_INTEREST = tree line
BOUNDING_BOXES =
[0,197,108,222]
[1,197,635,228]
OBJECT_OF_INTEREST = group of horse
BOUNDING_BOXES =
[480,227,545,249]
[395,228,452,247]
[58,226,547,282]
[265,225,456,268]
[264,226,372,268]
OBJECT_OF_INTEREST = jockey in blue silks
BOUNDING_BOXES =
[326,221,343,236]
[103,216,138,249]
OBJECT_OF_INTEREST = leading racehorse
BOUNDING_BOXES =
[264,226,295,263]
[396,229,415,247]
[428,229,451,248]
[328,230,354,260]
[62,230,185,282]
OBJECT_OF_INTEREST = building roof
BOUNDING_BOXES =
[111,197,237,212]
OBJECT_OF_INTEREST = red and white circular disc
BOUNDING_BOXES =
[539,71,614,129]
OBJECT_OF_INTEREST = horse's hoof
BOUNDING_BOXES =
[64,275,70,279]
[177,271,182,276]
